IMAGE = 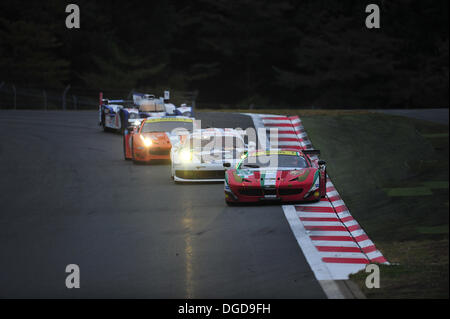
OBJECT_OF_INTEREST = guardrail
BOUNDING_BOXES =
[0,82,98,110]
[0,82,199,111]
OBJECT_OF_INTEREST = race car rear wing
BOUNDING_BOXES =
[132,92,157,105]
[302,149,321,156]
[99,92,134,107]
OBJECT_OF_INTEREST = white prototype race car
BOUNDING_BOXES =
[170,128,253,182]
[99,92,194,134]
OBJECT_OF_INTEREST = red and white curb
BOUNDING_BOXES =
[246,113,388,296]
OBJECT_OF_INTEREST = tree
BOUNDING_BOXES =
[0,17,69,87]
[81,42,166,90]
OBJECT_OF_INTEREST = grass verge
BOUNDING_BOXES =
[298,112,448,299]
[200,108,449,298]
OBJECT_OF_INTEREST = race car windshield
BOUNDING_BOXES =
[141,121,194,133]
[240,154,309,169]
[187,135,245,150]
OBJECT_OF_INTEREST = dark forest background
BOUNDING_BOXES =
[0,0,448,108]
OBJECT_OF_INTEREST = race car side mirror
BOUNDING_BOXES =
[223,162,231,169]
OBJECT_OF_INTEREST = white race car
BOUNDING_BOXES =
[170,128,252,182]
[99,92,194,134]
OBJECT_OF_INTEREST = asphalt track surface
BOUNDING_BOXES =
[0,110,325,298]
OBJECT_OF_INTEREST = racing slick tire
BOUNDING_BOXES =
[101,111,109,132]
[321,170,327,198]
[130,139,143,164]
[225,200,237,206]
[123,135,130,161]
[170,164,175,180]
[119,111,126,135]
[131,138,138,164]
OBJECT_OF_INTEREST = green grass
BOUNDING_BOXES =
[199,108,375,117]
[199,108,449,298]
[297,112,449,299]
[422,181,449,189]
[350,239,448,299]
[383,187,433,197]
[423,133,449,138]
[417,225,449,235]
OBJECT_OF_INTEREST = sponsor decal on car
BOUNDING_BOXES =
[290,169,310,182]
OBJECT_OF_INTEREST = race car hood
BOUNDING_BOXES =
[228,168,318,186]
[140,132,171,146]
[141,132,187,146]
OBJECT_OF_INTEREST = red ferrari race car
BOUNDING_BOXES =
[223,149,327,205]
[124,117,194,163]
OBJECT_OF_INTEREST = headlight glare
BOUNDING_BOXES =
[180,149,192,163]
[141,136,152,147]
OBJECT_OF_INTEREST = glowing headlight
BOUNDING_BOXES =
[141,136,152,147]
[180,149,192,163]
[144,139,152,147]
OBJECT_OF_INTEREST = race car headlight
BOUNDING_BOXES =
[143,139,152,147]
[141,136,152,147]
[180,149,192,163]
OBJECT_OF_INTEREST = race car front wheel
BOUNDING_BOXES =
[225,200,237,206]
[131,138,136,163]
[123,135,130,161]
[131,138,140,164]
[101,112,108,132]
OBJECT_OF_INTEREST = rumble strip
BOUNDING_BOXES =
[245,113,388,298]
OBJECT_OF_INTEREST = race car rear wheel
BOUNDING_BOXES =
[320,169,327,198]
[119,111,126,135]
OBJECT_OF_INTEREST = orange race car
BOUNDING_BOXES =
[124,117,194,163]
